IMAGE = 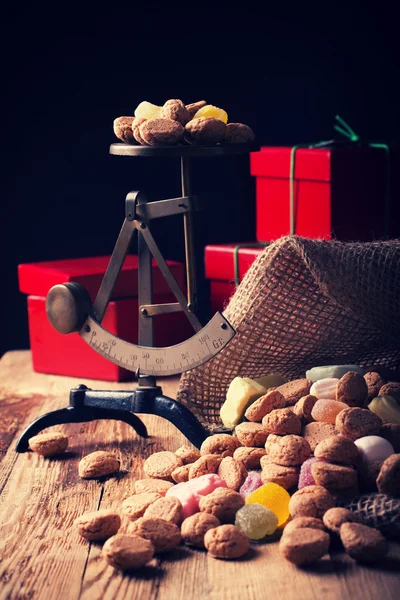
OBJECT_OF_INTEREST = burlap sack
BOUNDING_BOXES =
[338,494,400,538]
[177,236,400,430]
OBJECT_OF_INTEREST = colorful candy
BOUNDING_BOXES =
[298,457,323,489]
[134,101,162,120]
[235,504,278,539]
[310,378,339,399]
[354,436,394,463]
[166,473,227,519]
[193,104,228,123]
[311,399,346,424]
[239,471,263,498]
[245,482,290,527]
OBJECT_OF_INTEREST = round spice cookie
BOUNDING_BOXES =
[267,435,312,467]
[282,517,326,536]
[175,445,200,464]
[132,117,148,145]
[364,371,385,401]
[122,492,162,521]
[379,423,400,453]
[376,453,400,497]
[161,99,191,125]
[129,517,181,553]
[339,522,388,563]
[102,534,154,571]
[181,513,221,548]
[335,408,382,441]
[245,389,286,422]
[302,422,338,452]
[186,100,207,117]
[323,507,360,535]
[234,422,268,447]
[358,459,383,493]
[204,524,249,559]
[74,510,121,541]
[199,487,244,523]
[171,464,191,483]
[336,372,368,407]
[261,463,299,490]
[113,116,135,144]
[200,434,240,458]
[314,436,360,465]
[78,451,120,479]
[292,395,318,423]
[143,496,183,526]
[28,432,68,457]
[311,462,358,495]
[218,457,247,491]
[144,451,183,481]
[262,407,302,435]
[233,446,266,470]
[379,381,400,401]
[134,479,174,496]
[139,118,184,146]
[274,379,312,406]
[224,123,255,144]
[189,454,222,479]
[289,485,334,519]
[279,528,330,566]
[184,117,226,145]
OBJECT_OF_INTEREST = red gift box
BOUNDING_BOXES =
[205,244,265,313]
[250,146,392,242]
[18,255,193,381]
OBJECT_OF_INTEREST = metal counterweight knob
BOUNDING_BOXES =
[46,282,92,334]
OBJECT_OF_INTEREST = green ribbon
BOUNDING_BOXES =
[289,115,390,237]
[233,243,269,285]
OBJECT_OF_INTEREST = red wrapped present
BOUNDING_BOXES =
[205,243,266,314]
[18,255,193,381]
[251,145,393,242]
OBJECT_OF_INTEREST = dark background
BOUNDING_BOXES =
[1,3,399,357]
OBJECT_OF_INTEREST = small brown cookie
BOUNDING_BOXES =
[322,507,360,535]
[129,517,181,553]
[234,422,268,447]
[289,485,334,519]
[122,492,162,521]
[140,118,184,146]
[74,510,121,541]
[134,479,174,496]
[186,100,207,117]
[279,528,330,566]
[293,395,318,423]
[102,534,154,571]
[181,513,220,548]
[359,459,383,492]
[175,445,201,464]
[144,451,183,481]
[302,422,338,452]
[132,117,148,145]
[261,463,299,490]
[379,382,400,402]
[113,116,135,144]
[161,99,191,125]
[143,496,183,525]
[78,451,120,479]
[265,433,282,451]
[282,517,326,536]
[379,423,400,452]
[267,435,312,467]
[233,446,266,470]
[224,123,255,144]
[185,117,226,145]
[200,434,240,458]
[28,432,68,457]
[199,487,244,523]
[376,453,400,497]
[364,372,385,401]
[262,407,302,435]
[218,457,247,491]
[275,379,312,406]
[171,464,191,483]
[245,389,286,422]
[204,524,249,559]
[311,462,358,494]
[335,408,382,441]
[340,522,388,562]
[314,436,360,465]
[336,372,368,407]
[189,454,222,479]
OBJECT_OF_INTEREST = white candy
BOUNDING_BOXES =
[306,365,365,383]
[220,377,267,429]
[354,435,394,463]
[309,378,339,399]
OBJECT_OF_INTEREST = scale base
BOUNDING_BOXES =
[16,383,209,452]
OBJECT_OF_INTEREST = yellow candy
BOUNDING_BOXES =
[193,105,228,123]
[220,377,266,429]
[246,483,290,527]
[134,101,162,120]
[369,395,400,425]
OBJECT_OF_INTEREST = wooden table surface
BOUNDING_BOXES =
[1,351,399,600]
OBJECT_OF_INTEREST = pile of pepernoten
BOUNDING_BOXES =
[28,365,400,570]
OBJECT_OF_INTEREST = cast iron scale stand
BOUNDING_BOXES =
[16,142,256,451]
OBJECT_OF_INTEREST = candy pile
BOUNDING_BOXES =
[113,99,255,147]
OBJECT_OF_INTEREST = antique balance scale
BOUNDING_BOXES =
[16,142,257,451]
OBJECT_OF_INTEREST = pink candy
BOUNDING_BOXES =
[298,457,324,489]
[239,471,263,498]
[166,474,227,519]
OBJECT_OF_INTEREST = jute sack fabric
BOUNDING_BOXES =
[177,236,400,430]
